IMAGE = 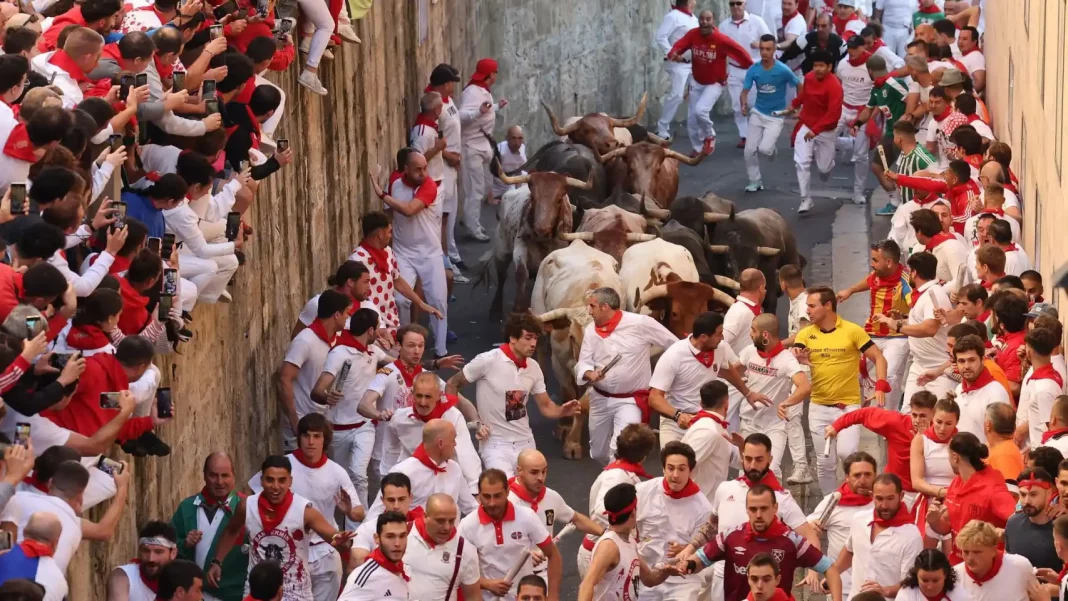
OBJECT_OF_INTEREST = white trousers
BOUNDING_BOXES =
[577,545,591,579]
[658,63,692,135]
[297,0,333,68]
[659,417,686,448]
[481,437,535,477]
[744,111,785,182]
[902,366,958,413]
[836,106,870,196]
[178,251,238,303]
[460,144,492,234]
[883,25,912,57]
[641,576,704,601]
[177,276,198,312]
[794,125,836,199]
[308,546,342,601]
[329,425,376,509]
[588,391,643,465]
[686,81,725,153]
[395,254,448,356]
[727,68,749,138]
[865,337,910,412]
[442,168,460,261]
[809,403,861,495]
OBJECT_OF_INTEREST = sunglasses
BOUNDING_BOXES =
[729,1,744,5]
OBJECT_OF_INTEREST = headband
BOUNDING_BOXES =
[139,537,177,549]
[1018,479,1053,490]
[603,499,637,522]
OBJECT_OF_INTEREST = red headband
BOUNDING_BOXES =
[603,499,637,521]
[1019,479,1053,490]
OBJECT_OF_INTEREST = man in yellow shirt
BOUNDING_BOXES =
[793,286,888,494]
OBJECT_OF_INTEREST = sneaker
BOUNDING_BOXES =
[798,198,814,214]
[818,169,831,182]
[219,290,233,303]
[470,229,490,242]
[655,130,673,142]
[853,192,867,206]
[874,202,897,216]
[452,272,471,284]
[337,23,361,43]
[786,468,813,484]
[451,258,467,270]
[745,180,763,193]
[298,37,311,54]
[322,48,334,61]
[298,71,328,96]
[736,137,746,149]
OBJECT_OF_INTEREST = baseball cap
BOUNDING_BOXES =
[429,64,460,87]
[846,35,865,49]
[4,12,38,31]
[939,68,967,87]
[865,54,888,76]
[837,0,858,6]
[470,58,498,82]
[1025,302,1058,319]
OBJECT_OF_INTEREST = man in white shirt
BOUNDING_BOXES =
[575,287,677,464]
[836,36,875,207]
[911,209,969,292]
[952,334,1011,437]
[953,520,1036,601]
[778,264,812,484]
[873,0,918,56]
[458,58,507,242]
[720,0,772,146]
[654,0,699,140]
[351,472,416,566]
[956,26,985,93]
[1040,397,1068,457]
[426,64,465,269]
[106,520,178,600]
[1020,328,1064,449]
[30,28,102,110]
[458,469,560,601]
[409,92,447,207]
[508,449,603,545]
[862,24,906,70]
[990,221,1029,277]
[681,381,735,501]
[338,512,411,601]
[406,493,481,601]
[292,262,379,337]
[446,312,579,475]
[722,268,766,356]
[492,126,528,200]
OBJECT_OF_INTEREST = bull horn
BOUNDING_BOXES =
[559,232,595,241]
[594,147,626,164]
[714,275,741,290]
[565,174,595,190]
[537,308,571,322]
[664,147,704,166]
[706,245,730,254]
[756,246,782,256]
[645,132,671,147]
[641,195,670,219]
[608,92,648,128]
[541,101,579,136]
[703,212,730,223]
[495,159,530,186]
[625,233,656,242]
[710,287,736,307]
[638,283,669,307]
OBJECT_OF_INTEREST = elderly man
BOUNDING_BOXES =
[406,493,482,601]
[170,452,248,601]
[458,58,507,242]
[107,521,179,600]
[0,512,66,601]
[492,126,527,201]
[654,0,699,140]
[719,0,772,148]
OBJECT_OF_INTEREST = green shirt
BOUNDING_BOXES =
[171,492,249,601]
[867,77,910,137]
[894,144,937,204]
[913,10,946,29]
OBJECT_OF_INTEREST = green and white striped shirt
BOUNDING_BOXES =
[894,144,937,204]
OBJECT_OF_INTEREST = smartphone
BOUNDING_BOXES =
[147,237,162,254]
[202,79,217,99]
[108,134,123,151]
[0,531,11,552]
[14,423,29,446]
[96,456,125,476]
[159,293,173,320]
[25,315,40,332]
[49,353,71,370]
[275,16,294,35]
[212,0,238,18]
[100,392,121,409]
[172,71,185,93]
[135,72,148,88]
[225,211,241,241]
[9,182,26,214]
[205,99,220,115]
[112,201,128,230]
[156,387,173,418]
[123,134,136,149]
[161,233,176,258]
[276,138,289,152]
[162,268,178,296]
[119,74,134,101]
[208,23,224,40]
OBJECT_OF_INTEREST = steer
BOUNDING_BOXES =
[531,240,625,460]
[509,141,608,213]
[705,208,805,313]
[541,93,648,156]
[559,204,656,262]
[474,169,593,317]
[619,239,734,337]
[595,141,706,209]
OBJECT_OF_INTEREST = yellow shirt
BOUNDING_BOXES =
[796,315,873,406]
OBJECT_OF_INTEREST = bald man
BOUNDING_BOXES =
[720,268,769,428]
[1039,396,1068,457]
[0,512,67,601]
[508,450,603,556]
[171,452,248,601]
[406,493,482,601]
[737,314,811,479]
[492,126,527,200]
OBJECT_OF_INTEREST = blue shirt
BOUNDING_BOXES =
[743,60,801,115]
[122,190,166,238]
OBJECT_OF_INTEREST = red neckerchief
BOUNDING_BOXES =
[781,12,795,27]
[966,551,1004,585]
[848,49,872,67]
[412,443,446,474]
[932,106,953,123]
[358,241,390,278]
[2,124,36,163]
[406,506,426,529]
[740,470,785,492]
[47,50,92,83]
[962,47,982,57]
[595,311,624,338]
[748,589,790,601]
[870,502,914,528]
[605,460,651,479]
[691,342,716,368]
[961,367,996,393]
[1042,427,1068,444]
[662,477,701,499]
[415,394,458,423]
[832,13,859,37]
[918,3,942,13]
[873,74,893,88]
[674,6,693,15]
[413,516,455,549]
[139,566,159,593]
[924,426,957,444]
[963,154,984,170]
[1031,363,1065,389]
[153,53,174,80]
[980,274,1003,290]
[924,232,955,252]
[499,344,528,369]
[22,475,48,493]
[413,113,439,132]
[508,477,546,512]
[738,295,762,317]
[690,410,730,429]
[477,501,516,525]
[368,547,410,581]
[292,448,327,469]
[18,540,53,558]
[423,84,451,104]
[980,208,1005,218]
[869,39,886,52]
[965,114,983,124]
[756,342,786,366]
[66,324,111,350]
[307,319,337,346]
[836,482,873,506]
[199,487,232,512]
[336,332,368,353]
[743,516,789,540]
[244,104,261,150]
[256,490,294,533]
[394,360,423,388]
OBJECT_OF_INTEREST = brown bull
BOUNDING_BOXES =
[542,94,648,156]
[596,141,704,209]
[560,204,656,262]
[636,274,735,338]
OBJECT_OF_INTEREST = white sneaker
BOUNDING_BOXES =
[298,37,311,54]
[798,198,814,214]
[786,468,813,484]
[322,48,334,61]
[219,290,233,303]
[337,23,361,43]
[298,71,328,96]
[853,192,867,205]
[655,130,673,141]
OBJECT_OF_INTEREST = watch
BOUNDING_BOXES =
[210,558,222,567]
[895,320,903,333]
[672,410,682,424]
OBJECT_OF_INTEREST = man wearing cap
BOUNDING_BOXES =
[718,0,772,149]
[835,35,875,208]
[654,0,699,141]
[849,55,910,215]
[427,64,466,274]
[458,58,507,243]
[832,0,866,38]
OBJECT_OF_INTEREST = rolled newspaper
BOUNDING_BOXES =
[822,437,833,457]
[876,145,890,172]
[817,492,842,528]
[600,355,623,377]
[505,547,531,582]
[552,522,577,543]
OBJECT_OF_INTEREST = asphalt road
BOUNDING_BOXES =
[437,114,873,598]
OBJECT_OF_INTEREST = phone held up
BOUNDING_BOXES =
[157,388,173,419]
[225,212,241,241]
[100,392,122,409]
[97,456,125,476]
[8,182,26,215]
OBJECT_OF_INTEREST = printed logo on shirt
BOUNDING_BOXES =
[733,546,748,554]
[693,44,718,62]
[505,390,527,421]
[544,509,555,527]
[772,548,786,563]
[511,531,523,541]
[758,84,777,94]
[624,558,640,601]
[746,362,779,377]
[251,529,303,592]
[442,550,451,563]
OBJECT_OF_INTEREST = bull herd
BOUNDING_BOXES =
[472,95,806,458]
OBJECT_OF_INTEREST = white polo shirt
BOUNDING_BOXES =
[844,508,924,598]
[649,338,737,414]
[718,12,772,65]
[1022,368,1064,448]
[959,50,986,76]
[508,484,575,536]
[681,414,734,502]
[0,492,81,571]
[439,97,461,181]
[1041,431,1068,458]
[458,503,552,601]
[954,374,1012,438]
[338,553,410,601]
[381,405,481,493]
[928,237,970,290]
[462,347,547,444]
[806,494,873,574]
[712,479,807,533]
[410,119,446,182]
[365,455,477,523]
[405,524,480,601]
[953,552,1033,601]
[321,340,392,426]
[1003,244,1031,276]
[722,296,762,355]
[366,361,435,414]
[736,346,803,430]
[787,293,808,337]
[387,175,442,262]
[298,294,381,326]
[574,311,678,397]
[908,281,952,371]
[282,329,335,424]
[635,478,712,586]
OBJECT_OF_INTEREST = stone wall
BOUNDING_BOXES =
[66,0,669,597]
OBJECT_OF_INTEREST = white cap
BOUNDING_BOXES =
[837,0,858,6]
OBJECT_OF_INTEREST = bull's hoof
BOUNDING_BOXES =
[562,442,583,460]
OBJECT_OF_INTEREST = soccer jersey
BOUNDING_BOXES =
[863,265,913,337]
[794,316,873,406]
[895,145,937,204]
[867,77,910,137]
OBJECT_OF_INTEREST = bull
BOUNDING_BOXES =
[541,93,648,156]
[473,169,594,317]
[505,141,607,213]
[531,240,625,460]
[559,204,656,262]
[594,140,705,209]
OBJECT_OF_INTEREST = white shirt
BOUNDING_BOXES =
[283,329,335,424]
[954,377,1012,438]
[405,527,480,601]
[929,237,970,292]
[462,347,547,444]
[299,294,381,327]
[338,554,410,601]
[387,175,442,261]
[712,479,807,533]
[807,494,873,568]
[1,492,81,571]
[743,0,781,40]
[895,586,972,601]
[953,552,1033,601]
[635,478,711,588]
[458,503,552,601]
[963,213,1021,248]
[681,414,734,502]
[574,311,678,397]
[457,84,496,150]
[33,554,67,601]
[321,340,392,425]
[788,292,809,337]
[50,249,113,297]
[508,484,575,537]
[649,338,737,414]
[959,50,986,76]
[30,51,84,109]
[719,12,772,65]
[737,346,803,429]
[439,97,462,172]
[163,200,236,258]
[1022,369,1064,448]
[875,0,919,29]
[845,508,924,599]
[410,119,446,181]
[382,405,481,493]
[722,296,761,355]
[655,8,700,56]
[874,45,906,70]
[366,361,429,415]
[908,280,952,370]
[1003,244,1032,276]
[837,55,875,108]
[492,141,528,198]
[584,467,644,549]
[591,531,641,601]
[365,455,477,522]
[1040,430,1068,458]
